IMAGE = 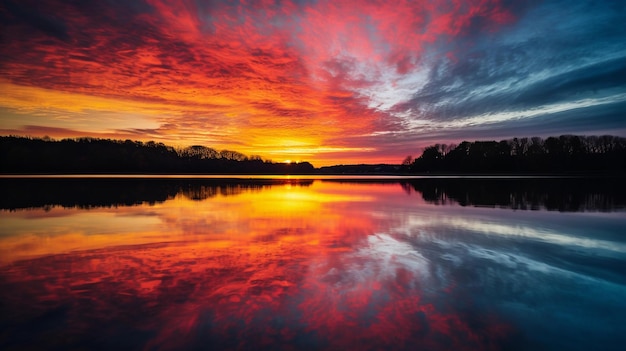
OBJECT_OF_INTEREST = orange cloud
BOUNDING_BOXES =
[0,0,516,165]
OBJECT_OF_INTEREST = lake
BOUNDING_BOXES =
[1,176,625,350]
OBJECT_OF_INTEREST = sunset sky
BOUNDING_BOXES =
[1,0,625,166]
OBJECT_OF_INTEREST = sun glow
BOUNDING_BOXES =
[0,0,525,166]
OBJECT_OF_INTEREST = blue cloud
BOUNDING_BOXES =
[396,0,626,138]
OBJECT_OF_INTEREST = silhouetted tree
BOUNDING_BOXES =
[408,135,626,173]
[179,145,220,159]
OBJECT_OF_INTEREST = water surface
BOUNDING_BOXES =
[1,177,625,350]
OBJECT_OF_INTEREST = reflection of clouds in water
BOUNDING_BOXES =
[2,181,625,350]
[315,233,431,291]
[378,209,626,351]
[361,233,430,281]
[380,209,626,305]
[297,231,511,351]
[399,213,626,255]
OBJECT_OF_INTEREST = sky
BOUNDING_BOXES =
[1,0,625,166]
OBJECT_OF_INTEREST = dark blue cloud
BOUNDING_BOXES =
[1,0,70,41]
[513,57,626,106]
[395,0,626,138]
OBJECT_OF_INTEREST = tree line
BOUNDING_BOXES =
[407,135,626,173]
[0,136,315,174]
[2,134,625,174]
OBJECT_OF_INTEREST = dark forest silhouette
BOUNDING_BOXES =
[1,134,625,174]
[0,136,314,174]
[408,135,626,173]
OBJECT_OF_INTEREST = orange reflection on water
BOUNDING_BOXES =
[0,181,510,350]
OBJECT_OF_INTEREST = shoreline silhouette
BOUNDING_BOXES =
[1,135,625,175]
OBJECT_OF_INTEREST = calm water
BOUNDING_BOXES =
[1,177,625,350]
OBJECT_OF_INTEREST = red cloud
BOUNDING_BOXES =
[0,0,516,165]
